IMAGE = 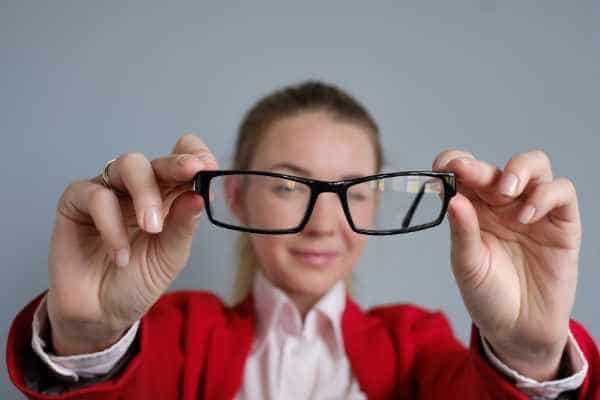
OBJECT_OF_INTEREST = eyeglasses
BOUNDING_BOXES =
[192,170,456,235]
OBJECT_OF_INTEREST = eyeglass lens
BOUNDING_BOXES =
[207,174,446,233]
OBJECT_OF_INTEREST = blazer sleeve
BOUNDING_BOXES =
[6,290,231,400]
[371,305,600,399]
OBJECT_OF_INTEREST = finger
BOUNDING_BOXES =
[432,149,476,171]
[433,150,508,206]
[498,149,553,198]
[103,152,164,233]
[155,191,206,274]
[150,153,210,185]
[446,193,489,289]
[171,133,219,169]
[62,181,131,267]
[443,157,502,190]
[515,178,579,225]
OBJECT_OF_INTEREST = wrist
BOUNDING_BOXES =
[485,335,569,381]
[45,291,132,356]
[49,318,127,356]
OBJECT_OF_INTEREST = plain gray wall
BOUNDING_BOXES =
[2,1,598,397]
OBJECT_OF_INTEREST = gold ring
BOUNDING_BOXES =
[101,158,128,196]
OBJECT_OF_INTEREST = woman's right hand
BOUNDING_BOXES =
[45,133,217,356]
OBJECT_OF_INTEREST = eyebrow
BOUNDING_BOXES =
[268,163,310,176]
[267,163,366,181]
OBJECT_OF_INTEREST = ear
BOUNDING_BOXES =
[224,174,247,225]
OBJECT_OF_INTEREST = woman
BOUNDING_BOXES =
[7,81,600,399]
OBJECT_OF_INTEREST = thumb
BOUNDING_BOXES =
[447,193,488,289]
[156,191,205,270]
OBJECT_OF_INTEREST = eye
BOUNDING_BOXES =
[270,179,309,197]
[348,191,367,201]
[273,181,296,193]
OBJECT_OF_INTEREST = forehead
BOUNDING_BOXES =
[249,112,378,180]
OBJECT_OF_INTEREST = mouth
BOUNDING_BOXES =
[289,249,339,267]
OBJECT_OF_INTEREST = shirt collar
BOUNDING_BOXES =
[252,269,347,357]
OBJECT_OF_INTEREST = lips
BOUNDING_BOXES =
[289,249,339,267]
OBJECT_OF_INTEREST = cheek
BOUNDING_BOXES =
[242,182,308,230]
[250,235,287,271]
[346,233,368,260]
[246,191,303,229]
[346,194,378,230]
[336,226,368,275]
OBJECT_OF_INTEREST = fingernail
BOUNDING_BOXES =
[519,205,536,224]
[145,207,163,233]
[177,154,193,166]
[500,173,519,196]
[115,248,130,267]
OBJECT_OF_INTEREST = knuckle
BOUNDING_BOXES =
[530,148,548,158]
[179,132,199,142]
[433,149,456,167]
[506,152,523,166]
[57,184,75,209]
[506,150,553,182]
[177,132,204,148]
[196,150,215,162]
[88,185,112,207]
[434,149,474,168]
[119,152,147,167]
[506,153,528,174]
[435,148,456,159]
[173,153,189,163]
[152,156,176,176]
[511,149,549,167]
[60,180,89,205]
[530,149,551,165]
[558,177,577,196]
[460,150,476,159]
[63,180,84,197]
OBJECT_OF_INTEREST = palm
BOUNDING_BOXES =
[48,183,194,333]
[456,183,580,349]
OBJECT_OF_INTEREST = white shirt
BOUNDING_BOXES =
[235,271,366,399]
[31,272,588,399]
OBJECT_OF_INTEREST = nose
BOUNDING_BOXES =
[302,192,346,236]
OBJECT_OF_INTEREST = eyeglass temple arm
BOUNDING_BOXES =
[401,184,426,229]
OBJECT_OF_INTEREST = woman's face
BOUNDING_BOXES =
[244,111,378,308]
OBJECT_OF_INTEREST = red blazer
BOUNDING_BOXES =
[7,291,600,399]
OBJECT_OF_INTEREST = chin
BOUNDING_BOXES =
[283,265,344,298]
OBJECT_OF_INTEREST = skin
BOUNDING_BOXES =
[433,150,580,381]
[46,113,580,383]
[241,112,377,315]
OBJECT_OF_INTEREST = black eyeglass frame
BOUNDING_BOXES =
[192,170,456,235]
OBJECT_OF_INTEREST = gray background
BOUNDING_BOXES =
[2,1,598,397]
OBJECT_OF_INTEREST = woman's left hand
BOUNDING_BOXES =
[432,149,581,381]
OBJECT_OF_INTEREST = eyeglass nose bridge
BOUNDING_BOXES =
[298,180,357,232]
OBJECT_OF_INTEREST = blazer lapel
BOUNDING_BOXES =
[203,294,256,400]
[342,296,398,400]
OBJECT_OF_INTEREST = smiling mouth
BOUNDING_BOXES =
[289,249,339,267]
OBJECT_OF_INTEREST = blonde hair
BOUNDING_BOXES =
[230,80,384,305]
